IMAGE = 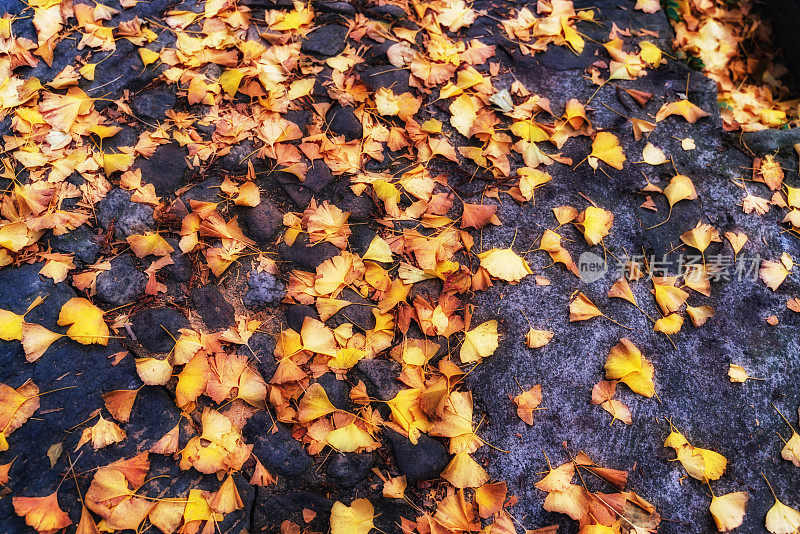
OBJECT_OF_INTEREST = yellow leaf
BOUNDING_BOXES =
[727,364,751,383]
[135,357,173,385]
[441,451,490,489]
[605,338,655,397]
[761,253,793,291]
[680,222,720,253]
[219,69,245,97]
[575,207,614,246]
[21,323,63,362]
[782,432,800,467]
[526,329,553,348]
[57,298,109,345]
[330,498,374,534]
[382,475,407,499]
[653,278,689,315]
[138,48,159,66]
[207,475,243,514]
[76,415,126,451]
[664,174,697,207]
[89,124,122,139]
[766,497,800,534]
[569,292,603,322]
[687,305,715,327]
[642,142,666,165]
[664,430,727,482]
[127,232,174,258]
[590,132,625,170]
[102,389,139,423]
[13,491,73,534]
[362,235,393,263]
[608,278,636,305]
[477,248,532,283]
[233,182,260,206]
[450,94,478,137]
[0,309,24,341]
[460,320,499,363]
[639,41,662,67]
[511,120,549,143]
[656,100,710,123]
[103,152,135,176]
[326,423,378,453]
[297,383,337,424]
[654,313,683,335]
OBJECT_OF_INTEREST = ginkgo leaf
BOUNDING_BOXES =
[710,492,748,532]
[758,156,784,190]
[298,383,337,424]
[526,329,553,348]
[656,100,710,123]
[653,278,689,315]
[725,232,748,255]
[331,498,375,534]
[13,491,72,534]
[136,357,173,386]
[0,297,44,341]
[542,484,591,521]
[727,364,751,383]
[513,384,542,425]
[102,389,139,423]
[575,207,614,246]
[590,132,626,170]
[442,451,490,488]
[591,380,632,425]
[664,430,727,482]
[765,496,800,534]
[642,142,666,165]
[639,41,662,67]
[362,236,393,262]
[327,423,378,452]
[138,48,159,66]
[478,248,532,283]
[687,305,715,327]
[663,174,697,207]
[0,380,40,451]
[233,181,260,206]
[450,94,478,137]
[605,338,655,397]
[782,431,800,467]
[608,278,636,305]
[680,222,720,252]
[150,424,180,455]
[57,298,109,345]
[461,203,500,229]
[127,232,174,257]
[460,320,499,363]
[21,323,63,362]
[208,475,243,513]
[654,313,683,335]
[76,416,126,451]
[761,253,793,291]
[382,474,407,499]
[569,292,603,322]
[475,481,507,519]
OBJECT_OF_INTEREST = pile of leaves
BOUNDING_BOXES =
[667,0,799,131]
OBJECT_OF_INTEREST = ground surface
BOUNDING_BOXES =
[1,0,800,533]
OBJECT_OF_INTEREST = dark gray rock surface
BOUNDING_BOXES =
[95,254,147,307]
[301,24,348,57]
[191,284,235,330]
